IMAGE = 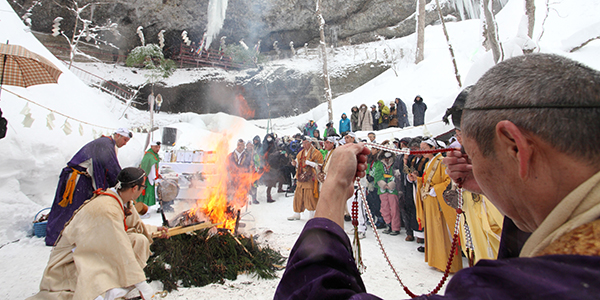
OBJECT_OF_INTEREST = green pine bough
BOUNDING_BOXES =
[145,229,286,291]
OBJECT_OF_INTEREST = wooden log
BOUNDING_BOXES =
[152,222,221,238]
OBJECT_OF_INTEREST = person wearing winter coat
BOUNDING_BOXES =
[412,95,427,126]
[339,113,351,135]
[388,101,398,127]
[350,106,359,132]
[303,120,318,137]
[323,121,337,139]
[260,133,283,203]
[357,104,373,131]
[377,100,390,130]
[370,105,379,131]
[395,97,410,128]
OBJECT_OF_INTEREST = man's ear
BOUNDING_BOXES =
[495,121,533,179]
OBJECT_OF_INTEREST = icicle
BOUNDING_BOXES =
[46,112,55,130]
[20,103,31,115]
[92,128,98,139]
[205,0,228,49]
[22,113,34,128]
[79,123,84,136]
[62,119,72,135]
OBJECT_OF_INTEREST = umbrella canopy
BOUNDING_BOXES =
[0,43,62,88]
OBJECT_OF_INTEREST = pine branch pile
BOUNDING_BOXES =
[145,229,286,291]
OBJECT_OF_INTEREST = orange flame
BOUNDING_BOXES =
[189,133,262,232]
[236,94,255,119]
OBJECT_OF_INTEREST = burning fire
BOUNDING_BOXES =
[236,94,255,119]
[188,132,262,232]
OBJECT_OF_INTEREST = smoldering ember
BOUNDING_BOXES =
[1,0,599,299]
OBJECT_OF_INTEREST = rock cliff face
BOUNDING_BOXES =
[12,0,454,56]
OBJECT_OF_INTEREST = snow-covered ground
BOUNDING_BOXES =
[1,0,599,298]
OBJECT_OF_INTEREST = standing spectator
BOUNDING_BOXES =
[312,129,322,141]
[357,104,373,131]
[377,100,390,130]
[324,121,337,138]
[370,105,379,131]
[226,139,252,203]
[350,106,359,132]
[339,113,351,135]
[260,133,281,203]
[373,148,401,235]
[303,120,318,137]
[45,128,132,246]
[137,140,162,209]
[395,97,410,128]
[246,141,260,204]
[388,101,398,127]
[413,95,427,126]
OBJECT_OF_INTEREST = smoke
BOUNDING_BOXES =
[206,0,228,49]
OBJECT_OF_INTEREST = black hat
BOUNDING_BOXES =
[443,86,473,130]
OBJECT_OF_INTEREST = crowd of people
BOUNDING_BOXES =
[302,96,426,138]
[275,53,600,299]
[32,53,600,300]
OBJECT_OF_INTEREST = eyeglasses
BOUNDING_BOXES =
[139,184,146,189]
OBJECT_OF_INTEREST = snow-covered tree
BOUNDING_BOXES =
[316,0,333,123]
[415,0,426,64]
[481,0,503,63]
[434,0,462,87]
[52,1,120,69]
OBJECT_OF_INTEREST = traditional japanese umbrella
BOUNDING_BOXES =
[0,43,62,139]
[0,43,62,91]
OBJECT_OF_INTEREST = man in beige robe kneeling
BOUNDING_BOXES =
[29,167,168,300]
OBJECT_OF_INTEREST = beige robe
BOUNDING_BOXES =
[29,189,157,300]
[521,170,600,257]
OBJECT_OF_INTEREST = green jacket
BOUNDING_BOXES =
[371,159,398,195]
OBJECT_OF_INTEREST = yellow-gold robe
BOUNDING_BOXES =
[417,154,462,273]
[459,192,504,264]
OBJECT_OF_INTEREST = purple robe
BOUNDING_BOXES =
[274,218,600,300]
[45,136,121,246]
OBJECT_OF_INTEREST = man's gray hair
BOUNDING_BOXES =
[462,54,600,161]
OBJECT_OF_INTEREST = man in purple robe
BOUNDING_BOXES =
[274,54,600,300]
[45,128,132,246]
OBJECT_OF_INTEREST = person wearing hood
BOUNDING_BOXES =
[412,95,427,126]
[396,97,410,128]
[303,120,318,137]
[377,100,390,130]
[339,113,351,135]
[372,145,400,235]
[260,133,282,203]
[350,106,359,132]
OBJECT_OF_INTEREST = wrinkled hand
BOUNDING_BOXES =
[315,143,370,227]
[442,149,483,194]
[156,226,169,239]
